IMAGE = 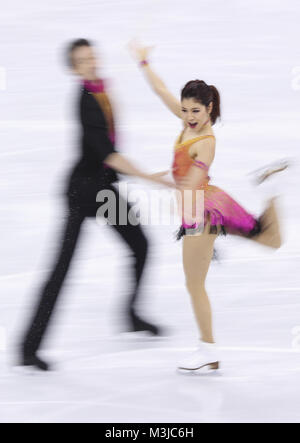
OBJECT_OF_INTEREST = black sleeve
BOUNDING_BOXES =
[81,103,118,164]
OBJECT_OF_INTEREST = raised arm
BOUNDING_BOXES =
[128,39,182,118]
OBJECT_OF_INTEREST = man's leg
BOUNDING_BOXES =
[105,187,161,335]
[21,207,85,369]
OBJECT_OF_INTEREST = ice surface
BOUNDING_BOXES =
[0,0,300,423]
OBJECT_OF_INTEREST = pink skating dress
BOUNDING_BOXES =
[172,133,262,239]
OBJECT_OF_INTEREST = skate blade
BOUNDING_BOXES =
[178,361,220,372]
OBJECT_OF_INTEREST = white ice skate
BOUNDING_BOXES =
[177,341,220,372]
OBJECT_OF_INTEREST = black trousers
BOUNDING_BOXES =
[22,185,148,357]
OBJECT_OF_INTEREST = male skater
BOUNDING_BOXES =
[20,39,171,371]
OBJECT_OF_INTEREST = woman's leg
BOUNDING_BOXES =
[182,222,218,344]
[250,198,282,249]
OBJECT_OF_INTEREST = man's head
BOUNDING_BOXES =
[66,39,99,81]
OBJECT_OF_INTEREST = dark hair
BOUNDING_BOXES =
[66,38,93,68]
[181,80,221,125]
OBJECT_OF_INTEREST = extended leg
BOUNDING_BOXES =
[251,197,282,249]
[105,187,161,335]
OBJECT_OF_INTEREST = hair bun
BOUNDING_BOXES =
[195,80,207,86]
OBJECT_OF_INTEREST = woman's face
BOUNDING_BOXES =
[181,98,212,131]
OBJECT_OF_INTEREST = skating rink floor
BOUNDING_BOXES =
[1,0,300,423]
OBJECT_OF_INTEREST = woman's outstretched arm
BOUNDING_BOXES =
[128,40,182,118]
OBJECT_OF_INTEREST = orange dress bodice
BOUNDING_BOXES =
[172,133,215,190]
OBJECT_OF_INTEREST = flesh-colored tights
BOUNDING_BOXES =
[182,199,281,344]
[182,221,218,344]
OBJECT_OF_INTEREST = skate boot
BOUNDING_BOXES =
[19,353,51,372]
[178,341,220,371]
[127,308,163,336]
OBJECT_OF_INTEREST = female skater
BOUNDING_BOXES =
[129,41,283,371]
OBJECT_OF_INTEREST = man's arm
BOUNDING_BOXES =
[82,106,175,187]
[105,153,176,188]
[104,152,148,180]
[82,104,118,163]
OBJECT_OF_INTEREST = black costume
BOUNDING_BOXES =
[21,85,159,370]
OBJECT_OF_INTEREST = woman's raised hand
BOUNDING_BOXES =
[128,38,154,62]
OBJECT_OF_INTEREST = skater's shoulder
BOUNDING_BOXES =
[189,134,216,160]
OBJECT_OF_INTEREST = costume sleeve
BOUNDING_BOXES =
[82,104,117,164]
